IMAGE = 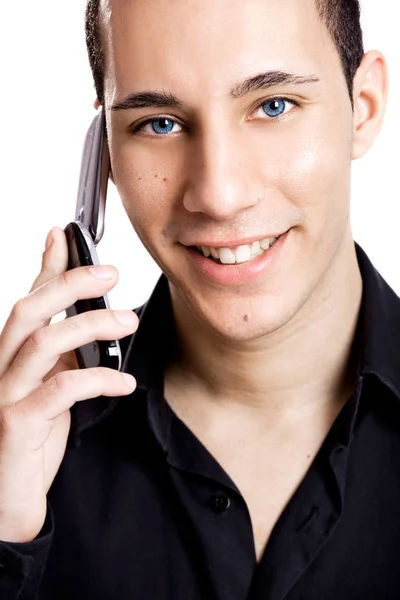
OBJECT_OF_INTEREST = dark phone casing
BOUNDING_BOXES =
[64,222,121,370]
[64,108,122,371]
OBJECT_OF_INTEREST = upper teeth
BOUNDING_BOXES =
[197,236,279,265]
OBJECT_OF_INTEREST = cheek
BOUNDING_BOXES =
[110,141,184,242]
[261,119,352,237]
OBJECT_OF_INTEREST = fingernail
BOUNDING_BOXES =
[115,310,136,327]
[45,229,54,250]
[122,373,136,390]
[89,266,115,279]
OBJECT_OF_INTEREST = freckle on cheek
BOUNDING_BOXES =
[243,315,249,322]
[163,177,168,182]
[154,174,158,179]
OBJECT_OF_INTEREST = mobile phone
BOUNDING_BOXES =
[64,107,122,371]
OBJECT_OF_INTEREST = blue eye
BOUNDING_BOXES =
[262,99,287,118]
[149,118,175,134]
[134,117,181,136]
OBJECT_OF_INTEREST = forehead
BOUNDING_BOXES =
[101,0,338,99]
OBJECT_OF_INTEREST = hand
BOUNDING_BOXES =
[0,227,138,543]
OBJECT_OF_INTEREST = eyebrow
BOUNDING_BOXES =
[111,91,182,111]
[230,70,320,98]
[111,70,320,111]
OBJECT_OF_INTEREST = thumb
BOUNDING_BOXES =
[29,227,69,294]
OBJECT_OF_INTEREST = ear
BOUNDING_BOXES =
[352,50,389,160]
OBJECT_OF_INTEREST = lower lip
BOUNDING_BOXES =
[185,230,290,286]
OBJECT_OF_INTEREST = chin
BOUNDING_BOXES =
[208,306,296,343]
[171,281,302,344]
[164,229,321,344]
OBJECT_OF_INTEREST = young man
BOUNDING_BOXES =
[0,0,393,598]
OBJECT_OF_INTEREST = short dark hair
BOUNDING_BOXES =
[85,0,364,108]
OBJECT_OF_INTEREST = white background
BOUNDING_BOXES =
[0,0,398,327]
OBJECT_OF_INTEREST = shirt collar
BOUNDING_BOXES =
[355,243,400,397]
[122,274,177,391]
[69,242,400,446]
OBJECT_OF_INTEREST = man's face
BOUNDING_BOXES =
[103,0,355,341]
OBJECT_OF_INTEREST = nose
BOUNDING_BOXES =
[182,127,263,221]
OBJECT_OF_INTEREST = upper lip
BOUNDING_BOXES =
[181,230,288,249]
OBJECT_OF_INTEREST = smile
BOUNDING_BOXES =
[195,236,281,265]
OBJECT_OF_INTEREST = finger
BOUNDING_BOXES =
[29,227,69,295]
[0,309,138,404]
[0,260,118,378]
[0,368,136,451]
[18,367,137,422]
[0,227,68,376]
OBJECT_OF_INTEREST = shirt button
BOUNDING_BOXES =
[209,493,231,513]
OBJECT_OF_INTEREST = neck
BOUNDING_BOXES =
[167,237,363,418]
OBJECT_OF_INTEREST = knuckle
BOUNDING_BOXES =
[83,309,109,330]
[50,371,73,396]
[11,296,30,321]
[0,406,11,434]
[0,404,22,438]
[28,328,50,354]
[85,367,105,386]
[63,315,83,332]
[57,270,73,290]
[49,369,97,399]
[84,367,108,390]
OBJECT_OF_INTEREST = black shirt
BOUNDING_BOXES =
[1,242,400,600]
